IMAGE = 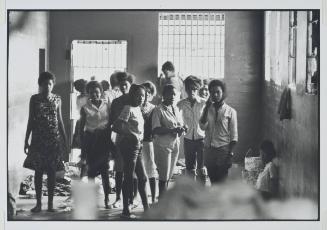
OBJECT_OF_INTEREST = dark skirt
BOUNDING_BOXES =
[82,129,111,176]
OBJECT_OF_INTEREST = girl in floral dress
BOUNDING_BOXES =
[141,81,158,203]
[24,71,68,212]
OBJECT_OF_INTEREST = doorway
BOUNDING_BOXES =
[69,40,128,162]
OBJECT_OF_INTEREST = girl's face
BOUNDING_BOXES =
[260,149,269,164]
[89,87,102,101]
[186,85,199,100]
[163,88,177,106]
[145,89,153,103]
[119,80,131,95]
[163,69,175,78]
[40,79,54,95]
[200,86,209,98]
[132,88,146,107]
[210,85,224,103]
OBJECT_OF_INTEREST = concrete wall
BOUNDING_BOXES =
[49,11,264,160]
[8,11,50,196]
[224,11,264,161]
[262,11,319,200]
[49,11,159,145]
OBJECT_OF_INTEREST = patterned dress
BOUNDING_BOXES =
[141,102,158,178]
[23,93,65,172]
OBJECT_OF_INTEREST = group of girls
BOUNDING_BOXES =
[23,66,278,221]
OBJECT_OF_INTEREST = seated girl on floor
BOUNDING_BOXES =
[255,140,279,201]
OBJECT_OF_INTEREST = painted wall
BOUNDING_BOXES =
[49,11,264,161]
[8,11,50,196]
[262,11,319,200]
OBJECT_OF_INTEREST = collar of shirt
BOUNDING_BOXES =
[87,98,106,111]
[160,103,178,117]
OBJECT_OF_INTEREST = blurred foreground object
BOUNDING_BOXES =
[72,181,99,220]
[143,176,317,220]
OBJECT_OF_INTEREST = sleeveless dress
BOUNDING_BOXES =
[141,102,158,178]
[23,94,65,172]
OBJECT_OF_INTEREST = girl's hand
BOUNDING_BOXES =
[24,141,29,154]
[174,127,184,136]
[205,97,213,108]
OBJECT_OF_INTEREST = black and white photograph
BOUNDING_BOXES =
[1,0,325,229]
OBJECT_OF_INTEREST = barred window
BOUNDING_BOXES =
[71,40,127,82]
[306,11,319,95]
[288,11,297,85]
[158,12,225,79]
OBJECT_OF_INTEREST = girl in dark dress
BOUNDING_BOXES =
[24,72,68,213]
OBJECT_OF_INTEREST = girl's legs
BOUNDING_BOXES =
[154,143,171,200]
[195,139,206,185]
[113,147,124,207]
[133,177,138,200]
[31,170,43,212]
[121,147,137,216]
[130,176,138,207]
[158,180,167,199]
[47,169,56,211]
[149,177,156,203]
[134,153,149,211]
[114,171,123,203]
[184,138,197,180]
[100,166,111,209]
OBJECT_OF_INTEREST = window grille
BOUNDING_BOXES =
[71,40,127,82]
[288,11,297,85]
[158,12,225,79]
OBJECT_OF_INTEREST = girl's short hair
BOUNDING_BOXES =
[38,71,56,86]
[86,80,103,93]
[73,79,87,93]
[184,75,202,90]
[110,72,119,88]
[260,140,276,164]
[116,71,134,84]
[208,79,227,99]
[101,80,110,91]
[161,61,175,72]
[142,81,157,97]
[208,79,226,93]
[162,84,176,96]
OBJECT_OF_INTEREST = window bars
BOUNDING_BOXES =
[71,40,127,82]
[158,12,225,79]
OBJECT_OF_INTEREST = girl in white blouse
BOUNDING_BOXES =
[79,81,112,209]
[152,84,187,199]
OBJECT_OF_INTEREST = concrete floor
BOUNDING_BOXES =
[13,164,243,221]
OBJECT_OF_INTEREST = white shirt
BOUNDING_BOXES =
[177,97,206,140]
[118,105,144,141]
[103,88,122,104]
[83,99,110,132]
[200,102,238,148]
[152,103,184,147]
[256,161,278,192]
